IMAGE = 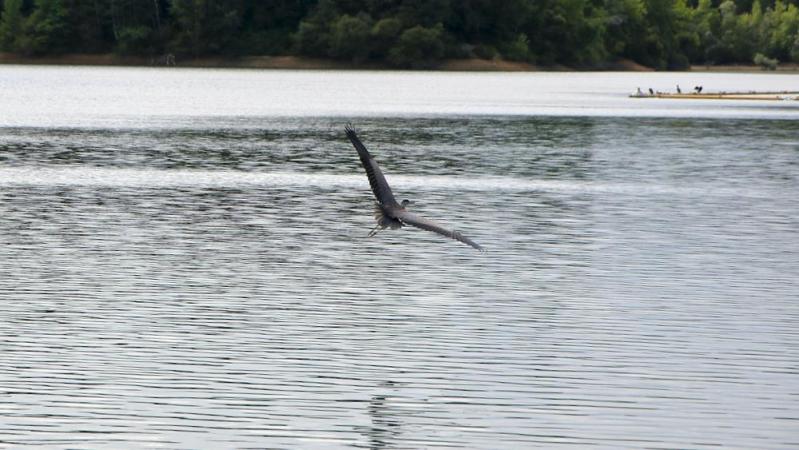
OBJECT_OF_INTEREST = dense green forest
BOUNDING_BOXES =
[1,0,798,69]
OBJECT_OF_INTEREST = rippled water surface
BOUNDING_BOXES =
[1,66,798,449]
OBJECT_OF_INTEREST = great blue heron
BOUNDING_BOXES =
[345,125,484,251]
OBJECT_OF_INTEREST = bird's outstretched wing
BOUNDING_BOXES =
[393,209,484,251]
[345,126,398,207]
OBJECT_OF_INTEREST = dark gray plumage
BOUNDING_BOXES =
[345,125,483,251]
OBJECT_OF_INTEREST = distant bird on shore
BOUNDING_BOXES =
[676,84,682,94]
[345,125,483,251]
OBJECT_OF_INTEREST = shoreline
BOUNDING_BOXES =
[1,52,797,72]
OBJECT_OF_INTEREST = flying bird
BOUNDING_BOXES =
[345,125,483,251]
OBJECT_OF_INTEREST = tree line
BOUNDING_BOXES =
[1,0,798,69]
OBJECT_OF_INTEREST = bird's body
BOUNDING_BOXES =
[345,125,483,251]
[373,202,403,232]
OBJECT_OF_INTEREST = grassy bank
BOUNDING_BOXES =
[1,52,797,72]
[0,52,565,70]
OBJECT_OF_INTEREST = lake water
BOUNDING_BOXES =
[1,65,798,449]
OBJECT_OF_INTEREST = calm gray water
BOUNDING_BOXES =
[1,66,798,449]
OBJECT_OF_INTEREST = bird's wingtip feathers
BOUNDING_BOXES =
[452,229,484,252]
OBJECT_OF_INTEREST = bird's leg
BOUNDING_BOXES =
[367,224,382,237]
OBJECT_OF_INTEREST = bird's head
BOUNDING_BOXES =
[401,199,412,208]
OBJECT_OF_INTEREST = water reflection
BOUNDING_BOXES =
[363,380,402,450]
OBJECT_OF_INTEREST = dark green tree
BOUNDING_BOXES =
[527,0,608,65]
[328,13,373,61]
[0,0,798,68]
[62,0,113,53]
[370,16,403,58]
[293,0,339,56]
[765,0,799,61]
[170,0,243,56]
[106,0,168,55]
[18,0,69,55]
[396,0,451,28]
[0,0,25,51]
[388,23,445,67]
[238,0,315,54]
